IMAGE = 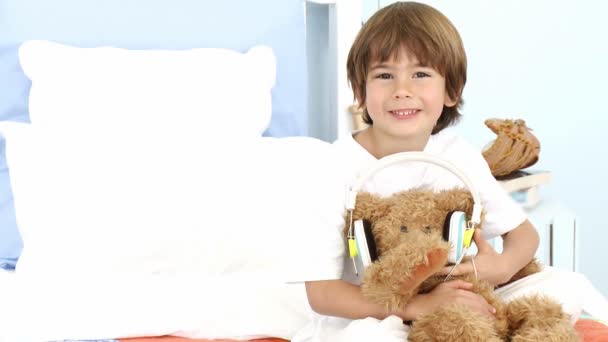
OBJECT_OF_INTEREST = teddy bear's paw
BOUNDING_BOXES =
[507,295,579,341]
[362,245,448,309]
[409,304,501,342]
[361,281,409,310]
[506,294,570,329]
[510,323,579,342]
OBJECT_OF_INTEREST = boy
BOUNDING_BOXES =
[300,1,540,325]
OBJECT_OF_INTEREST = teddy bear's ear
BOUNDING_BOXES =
[352,192,390,222]
[434,188,475,216]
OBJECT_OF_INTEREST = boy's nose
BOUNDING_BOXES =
[392,81,413,99]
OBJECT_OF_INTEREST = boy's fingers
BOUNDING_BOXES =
[443,279,473,289]
[439,262,473,276]
[448,288,496,316]
[439,266,452,274]
[463,297,496,318]
[473,229,492,252]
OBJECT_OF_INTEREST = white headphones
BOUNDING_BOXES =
[346,151,483,273]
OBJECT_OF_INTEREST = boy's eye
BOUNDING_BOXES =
[413,72,430,78]
[376,73,392,79]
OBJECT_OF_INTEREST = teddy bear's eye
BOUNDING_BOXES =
[400,226,408,233]
[424,226,432,234]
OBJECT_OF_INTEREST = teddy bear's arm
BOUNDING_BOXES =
[361,235,448,310]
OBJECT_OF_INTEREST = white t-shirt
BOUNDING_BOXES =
[289,128,526,284]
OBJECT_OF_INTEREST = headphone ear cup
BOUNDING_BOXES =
[354,219,378,269]
[444,211,467,264]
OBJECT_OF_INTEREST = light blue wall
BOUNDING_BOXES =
[364,0,608,296]
[306,2,332,141]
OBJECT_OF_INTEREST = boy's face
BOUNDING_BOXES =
[364,47,456,142]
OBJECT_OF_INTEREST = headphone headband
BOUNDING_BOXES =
[346,151,482,225]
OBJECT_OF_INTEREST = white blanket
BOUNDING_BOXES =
[495,266,608,323]
[291,315,410,342]
[0,271,311,342]
[292,266,608,342]
[2,267,605,342]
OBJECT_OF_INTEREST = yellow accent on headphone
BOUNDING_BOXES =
[349,238,358,258]
[463,228,475,248]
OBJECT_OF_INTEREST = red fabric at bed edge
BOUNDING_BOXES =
[576,319,608,341]
[119,319,608,342]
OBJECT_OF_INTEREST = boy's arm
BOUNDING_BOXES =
[306,279,402,320]
[477,219,539,286]
[499,219,540,278]
[305,278,496,321]
[439,220,539,286]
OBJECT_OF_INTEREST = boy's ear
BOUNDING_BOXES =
[352,192,390,222]
[444,91,458,107]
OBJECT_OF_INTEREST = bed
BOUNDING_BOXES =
[0,1,606,341]
[0,1,350,341]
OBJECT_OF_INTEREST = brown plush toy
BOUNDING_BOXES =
[482,118,541,177]
[346,188,578,341]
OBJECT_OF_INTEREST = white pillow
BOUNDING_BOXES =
[18,40,276,136]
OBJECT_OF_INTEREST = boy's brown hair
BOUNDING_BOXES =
[347,1,467,134]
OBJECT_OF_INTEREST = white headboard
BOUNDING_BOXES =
[305,0,362,142]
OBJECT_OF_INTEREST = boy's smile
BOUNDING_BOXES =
[388,108,420,119]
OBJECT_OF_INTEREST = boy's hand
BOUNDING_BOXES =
[405,280,496,319]
[439,229,514,286]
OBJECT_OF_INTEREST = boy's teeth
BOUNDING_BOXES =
[392,109,417,116]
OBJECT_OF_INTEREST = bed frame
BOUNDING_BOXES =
[306,0,361,142]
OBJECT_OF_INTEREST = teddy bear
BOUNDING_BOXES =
[346,187,578,341]
[481,118,541,177]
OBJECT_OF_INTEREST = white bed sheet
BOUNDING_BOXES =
[0,271,311,342]
[292,266,608,342]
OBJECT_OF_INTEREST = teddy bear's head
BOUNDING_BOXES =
[351,187,475,261]
[346,187,476,307]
